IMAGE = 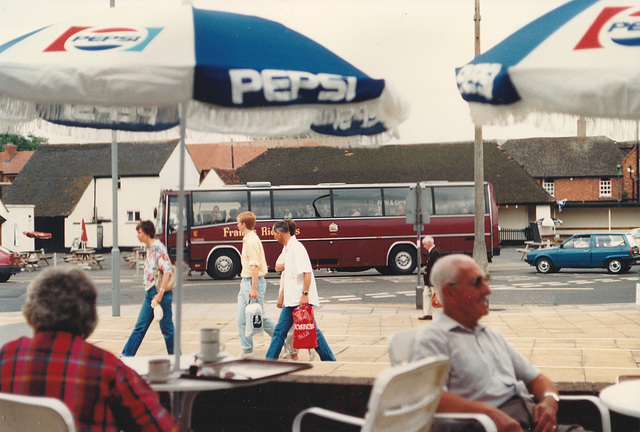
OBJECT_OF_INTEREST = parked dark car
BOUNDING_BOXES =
[525,233,639,274]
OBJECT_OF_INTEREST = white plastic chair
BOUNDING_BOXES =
[0,393,76,432]
[388,328,611,432]
[292,355,450,432]
[0,321,33,347]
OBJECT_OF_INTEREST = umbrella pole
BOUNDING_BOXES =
[111,130,121,316]
[174,103,187,372]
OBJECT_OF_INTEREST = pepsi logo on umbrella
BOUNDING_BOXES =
[44,26,163,52]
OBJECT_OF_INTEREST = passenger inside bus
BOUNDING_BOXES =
[208,206,225,224]
[303,204,315,218]
[226,209,238,222]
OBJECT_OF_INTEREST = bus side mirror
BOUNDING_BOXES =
[153,208,158,219]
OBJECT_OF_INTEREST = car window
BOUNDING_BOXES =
[595,234,624,248]
[564,236,590,249]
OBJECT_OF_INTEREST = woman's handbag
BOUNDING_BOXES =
[245,299,264,337]
[153,248,176,292]
[292,305,318,349]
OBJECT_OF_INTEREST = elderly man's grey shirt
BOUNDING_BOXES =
[410,314,540,407]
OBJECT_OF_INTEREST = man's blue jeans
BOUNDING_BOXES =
[122,286,175,356]
[237,277,276,354]
[266,306,336,361]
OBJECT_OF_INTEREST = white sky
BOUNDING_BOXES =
[1,0,604,145]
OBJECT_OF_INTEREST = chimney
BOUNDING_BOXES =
[4,143,17,160]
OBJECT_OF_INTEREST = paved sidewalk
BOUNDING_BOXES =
[3,301,637,385]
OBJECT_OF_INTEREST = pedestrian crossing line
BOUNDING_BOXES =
[490,287,594,291]
[337,297,362,302]
[371,294,396,298]
[593,279,619,283]
[566,280,594,285]
[364,292,389,296]
[331,295,359,299]
[324,278,368,284]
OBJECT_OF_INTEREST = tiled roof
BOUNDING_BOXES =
[0,150,34,175]
[501,136,625,178]
[234,142,552,205]
[186,138,346,171]
[5,141,177,217]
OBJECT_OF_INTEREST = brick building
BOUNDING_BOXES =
[502,136,640,235]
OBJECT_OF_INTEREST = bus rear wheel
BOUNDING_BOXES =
[388,245,417,275]
[207,250,240,280]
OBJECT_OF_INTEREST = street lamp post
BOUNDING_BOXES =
[473,0,488,273]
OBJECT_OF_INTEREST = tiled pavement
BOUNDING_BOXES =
[2,301,637,385]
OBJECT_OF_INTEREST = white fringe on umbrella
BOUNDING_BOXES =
[0,86,408,147]
[468,101,640,141]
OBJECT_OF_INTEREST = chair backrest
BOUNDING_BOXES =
[362,355,450,432]
[529,222,542,243]
[0,393,76,432]
[388,327,420,366]
[0,321,33,347]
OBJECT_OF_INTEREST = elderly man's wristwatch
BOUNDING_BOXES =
[302,291,309,295]
[543,392,560,403]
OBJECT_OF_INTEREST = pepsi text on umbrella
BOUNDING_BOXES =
[230,69,357,104]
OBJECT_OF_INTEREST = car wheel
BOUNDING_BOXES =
[535,258,554,274]
[206,250,240,280]
[607,259,624,274]
[0,274,10,283]
[388,245,417,275]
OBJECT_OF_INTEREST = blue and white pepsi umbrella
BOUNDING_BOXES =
[0,5,409,366]
[0,6,408,142]
[456,0,640,135]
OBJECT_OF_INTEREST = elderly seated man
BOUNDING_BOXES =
[0,266,180,432]
[410,254,591,432]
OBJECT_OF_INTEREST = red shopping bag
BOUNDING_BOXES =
[431,292,443,308]
[292,305,318,349]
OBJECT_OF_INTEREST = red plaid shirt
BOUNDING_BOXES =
[0,331,180,432]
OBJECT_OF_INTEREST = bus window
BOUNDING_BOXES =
[383,187,410,216]
[434,186,474,215]
[250,190,272,219]
[333,188,382,217]
[272,189,329,218]
[155,194,165,236]
[192,190,248,225]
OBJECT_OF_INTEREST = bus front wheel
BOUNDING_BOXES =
[207,250,240,280]
[389,245,417,275]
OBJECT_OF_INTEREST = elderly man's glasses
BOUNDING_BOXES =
[450,275,490,289]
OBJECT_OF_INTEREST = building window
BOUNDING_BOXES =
[127,211,141,222]
[599,179,612,197]
[542,179,554,197]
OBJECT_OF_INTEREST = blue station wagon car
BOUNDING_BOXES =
[525,233,640,274]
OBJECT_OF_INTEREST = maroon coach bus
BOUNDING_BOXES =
[155,181,499,279]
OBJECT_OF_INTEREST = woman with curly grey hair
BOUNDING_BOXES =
[0,266,179,432]
[22,265,98,339]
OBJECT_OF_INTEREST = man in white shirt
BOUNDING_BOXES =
[265,220,335,361]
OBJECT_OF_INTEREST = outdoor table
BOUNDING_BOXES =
[518,240,553,260]
[19,251,42,271]
[71,249,103,270]
[121,355,310,432]
[599,380,640,419]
